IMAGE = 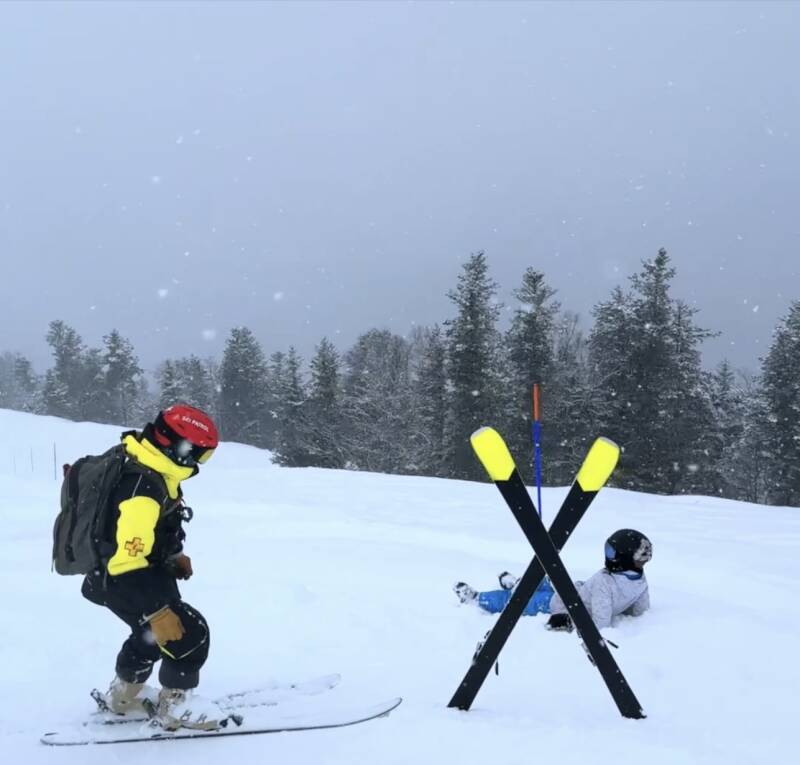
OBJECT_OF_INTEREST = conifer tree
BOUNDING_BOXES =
[219,327,269,446]
[273,347,313,467]
[720,372,770,504]
[709,360,748,498]
[409,326,448,476]
[101,329,143,425]
[157,360,186,410]
[177,356,217,417]
[589,250,714,493]
[340,329,412,473]
[664,300,717,494]
[258,352,286,449]
[761,301,800,506]
[78,347,108,422]
[42,320,85,420]
[502,268,560,478]
[14,354,39,412]
[0,352,39,412]
[445,252,502,481]
[544,313,601,484]
[304,337,344,468]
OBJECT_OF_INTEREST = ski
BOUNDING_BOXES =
[89,673,342,725]
[220,673,342,708]
[448,433,621,712]
[41,697,402,746]
[465,427,645,719]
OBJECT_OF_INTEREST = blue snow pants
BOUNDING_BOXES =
[477,578,554,616]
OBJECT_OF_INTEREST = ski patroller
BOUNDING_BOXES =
[448,432,632,713]
[459,427,645,719]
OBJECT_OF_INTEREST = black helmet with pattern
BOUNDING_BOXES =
[604,529,652,572]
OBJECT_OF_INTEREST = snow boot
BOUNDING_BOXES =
[498,571,518,591]
[453,582,478,604]
[154,688,225,731]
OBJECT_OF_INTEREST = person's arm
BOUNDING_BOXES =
[107,496,160,576]
[588,574,614,630]
[106,496,178,616]
[162,509,192,579]
[625,586,650,617]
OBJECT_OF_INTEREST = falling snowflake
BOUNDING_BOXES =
[201,329,217,341]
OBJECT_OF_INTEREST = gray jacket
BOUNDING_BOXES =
[549,569,649,629]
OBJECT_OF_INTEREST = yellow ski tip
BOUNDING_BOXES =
[576,437,620,492]
[470,427,516,482]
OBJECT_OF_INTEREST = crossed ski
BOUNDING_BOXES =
[448,428,645,719]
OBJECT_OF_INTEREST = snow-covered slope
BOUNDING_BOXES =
[1,409,797,764]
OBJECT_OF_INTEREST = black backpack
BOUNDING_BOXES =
[52,444,127,575]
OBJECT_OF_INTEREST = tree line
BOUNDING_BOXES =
[1,248,798,507]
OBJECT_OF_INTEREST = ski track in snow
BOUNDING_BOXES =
[1,409,798,764]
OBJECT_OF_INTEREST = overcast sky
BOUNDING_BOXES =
[1,0,797,376]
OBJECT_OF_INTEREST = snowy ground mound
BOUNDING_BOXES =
[1,408,797,764]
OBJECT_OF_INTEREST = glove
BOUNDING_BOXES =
[546,613,573,632]
[168,554,193,580]
[147,606,185,644]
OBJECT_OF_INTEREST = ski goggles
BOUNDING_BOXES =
[172,439,215,467]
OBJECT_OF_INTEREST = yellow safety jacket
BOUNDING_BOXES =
[103,433,195,576]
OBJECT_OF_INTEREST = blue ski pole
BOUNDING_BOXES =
[532,384,543,518]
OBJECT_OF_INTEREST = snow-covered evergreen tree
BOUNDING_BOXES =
[101,329,143,425]
[709,362,756,500]
[264,351,287,447]
[180,356,218,417]
[665,301,718,494]
[502,268,560,479]
[761,301,800,506]
[157,360,185,410]
[77,347,108,422]
[219,327,269,446]
[304,337,345,468]
[42,320,86,420]
[408,325,448,476]
[589,250,715,493]
[273,347,313,467]
[544,313,601,484]
[0,352,39,412]
[445,252,502,481]
[340,329,412,473]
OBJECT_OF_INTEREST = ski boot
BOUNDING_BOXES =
[93,676,159,717]
[153,688,228,731]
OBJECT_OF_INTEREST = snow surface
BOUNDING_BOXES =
[1,408,798,764]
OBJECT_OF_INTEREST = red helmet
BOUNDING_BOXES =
[152,404,219,467]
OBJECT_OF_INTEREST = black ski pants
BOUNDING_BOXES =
[82,569,210,690]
